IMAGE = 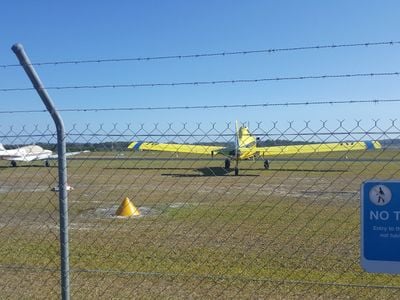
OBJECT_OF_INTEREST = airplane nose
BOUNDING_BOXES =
[229,150,241,156]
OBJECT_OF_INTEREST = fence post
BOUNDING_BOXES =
[11,43,70,300]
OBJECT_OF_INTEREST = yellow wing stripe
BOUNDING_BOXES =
[128,141,224,155]
[257,141,381,156]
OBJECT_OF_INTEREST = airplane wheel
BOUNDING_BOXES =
[234,167,239,176]
[264,159,270,170]
[224,159,231,169]
[45,160,50,167]
[11,161,17,167]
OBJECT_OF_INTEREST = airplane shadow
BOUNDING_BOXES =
[105,166,258,177]
[0,164,57,169]
[105,166,196,171]
[162,167,259,177]
[105,165,346,176]
[240,168,348,173]
[1,164,346,174]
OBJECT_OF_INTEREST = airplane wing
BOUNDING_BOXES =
[128,141,225,155]
[0,154,32,161]
[48,150,91,159]
[256,141,381,157]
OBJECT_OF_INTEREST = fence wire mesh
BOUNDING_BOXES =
[1,120,400,298]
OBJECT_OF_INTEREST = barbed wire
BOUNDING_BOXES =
[0,98,398,114]
[1,71,399,92]
[1,40,399,68]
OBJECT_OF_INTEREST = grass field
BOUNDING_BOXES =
[1,149,400,298]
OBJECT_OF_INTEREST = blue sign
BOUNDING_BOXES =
[361,180,400,274]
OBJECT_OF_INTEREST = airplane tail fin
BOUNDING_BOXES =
[0,144,5,151]
[238,125,256,148]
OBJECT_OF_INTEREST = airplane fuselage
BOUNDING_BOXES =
[225,147,258,160]
[0,145,52,162]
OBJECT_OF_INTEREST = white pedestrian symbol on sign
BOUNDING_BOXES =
[369,185,392,206]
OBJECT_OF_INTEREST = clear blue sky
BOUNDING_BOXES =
[1,1,400,132]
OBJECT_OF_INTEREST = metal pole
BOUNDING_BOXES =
[12,43,70,300]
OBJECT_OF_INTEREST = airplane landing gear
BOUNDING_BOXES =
[11,161,17,167]
[264,159,270,170]
[45,160,50,167]
[224,158,231,170]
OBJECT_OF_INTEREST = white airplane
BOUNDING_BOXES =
[0,143,89,167]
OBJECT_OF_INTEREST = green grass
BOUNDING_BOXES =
[0,149,400,298]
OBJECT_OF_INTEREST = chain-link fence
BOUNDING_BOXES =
[1,120,400,298]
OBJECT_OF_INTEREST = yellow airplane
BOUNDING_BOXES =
[128,122,381,175]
